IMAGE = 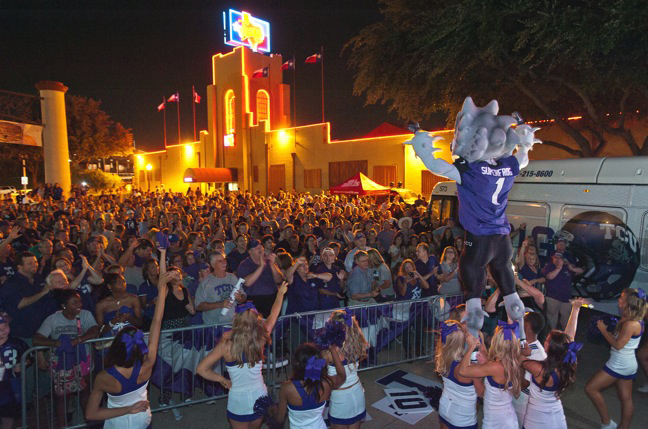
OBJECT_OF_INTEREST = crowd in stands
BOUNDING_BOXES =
[0,185,646,428]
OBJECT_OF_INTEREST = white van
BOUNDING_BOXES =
[430,156,647,314]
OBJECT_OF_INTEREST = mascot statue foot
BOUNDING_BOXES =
[503,292,526,342]
[463,298,488,339]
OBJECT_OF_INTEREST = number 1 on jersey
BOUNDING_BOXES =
[491,177,505,206]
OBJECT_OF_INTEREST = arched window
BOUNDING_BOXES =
[256,90,270,124]
[224,90,235,134]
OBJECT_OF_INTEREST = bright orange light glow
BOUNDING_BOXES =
[145,164,153,171]
[185,144,194,157]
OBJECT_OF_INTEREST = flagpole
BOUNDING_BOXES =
[192,86,197,141]
[320,45,325,123]
[163,97,167,147]
[176,92,181,144]
[292,55,297,127]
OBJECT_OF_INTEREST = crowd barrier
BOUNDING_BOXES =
[19,294,463,428]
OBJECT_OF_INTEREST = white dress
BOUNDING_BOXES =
[513,340,547,427]
[438,361,478,429]
[482,376,517,429]
[328,360,366,424]
[287,380,326,429]
[226,359,268,421]
[523,372,567,429]
[104,363,152,429]
[604,321,644,379]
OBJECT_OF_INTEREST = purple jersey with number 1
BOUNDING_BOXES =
[454,155,520,236]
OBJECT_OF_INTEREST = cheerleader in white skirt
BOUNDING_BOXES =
[585,288,647,429]
[458,322,522,429]
[436,321,484,429]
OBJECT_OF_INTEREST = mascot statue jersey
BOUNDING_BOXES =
[406,97,541,339]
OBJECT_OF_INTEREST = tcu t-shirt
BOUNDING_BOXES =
[455,155,520,235]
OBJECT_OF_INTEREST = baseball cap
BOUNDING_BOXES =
[168,234,180,244]
[199,262,210,271]
[354,232,365,240]
[555,237,566,243]
[249,238,261,249]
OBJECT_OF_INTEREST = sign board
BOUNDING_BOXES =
[21,176,28,185]
[223,9,271,53]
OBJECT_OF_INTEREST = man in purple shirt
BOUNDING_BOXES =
[237,239,283,317]
[542,253,584,329]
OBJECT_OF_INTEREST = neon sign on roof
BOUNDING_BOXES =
[223,9,271,53]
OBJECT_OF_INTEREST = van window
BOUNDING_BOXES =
[506,202,550,231]
[642,211,648,270]
[560,205,627,228]
[430,196,456,226]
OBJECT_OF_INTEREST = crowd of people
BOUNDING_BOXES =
[0,186,646,428]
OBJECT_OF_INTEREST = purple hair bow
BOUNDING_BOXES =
[563,342,583,364]
[343,307,353,327]
[441,322,460,344]
[122,330,148,358]
[637,288,647,301]
[497,321,520,341]
[304,356,326,381]
[235,302,258,314]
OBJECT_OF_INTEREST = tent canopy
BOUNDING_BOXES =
[329,173,390,196]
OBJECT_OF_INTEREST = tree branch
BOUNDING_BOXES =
[512,79,592,156]
[546,75,600,122]
[541,140,584,157]
[640,135,648,156]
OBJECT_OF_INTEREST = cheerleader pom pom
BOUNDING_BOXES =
[587,315,619,342]
[315,320,347,349]
[421,386,443,409]
[253,395,280,429]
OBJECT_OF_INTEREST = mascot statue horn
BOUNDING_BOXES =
[406,97,541,340]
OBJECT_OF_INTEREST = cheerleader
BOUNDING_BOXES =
[585,288,648,429]
[436,320,484,429]
[327,309,370,428]
[196,281,288,428]
[459,322,522,429]
[276,342,346,429]
[85,270,172,428]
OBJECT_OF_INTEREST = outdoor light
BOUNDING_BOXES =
[185,144,194,157]
[81,182,87,186]
[278,129,290,144]
[146,164,153,171]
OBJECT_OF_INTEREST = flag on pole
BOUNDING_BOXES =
[157,100,166,111]
[305,53,322,64]
[167,92,179,102]
[252,67,269,78]
[281,59,295,71]
[193,89,201,104]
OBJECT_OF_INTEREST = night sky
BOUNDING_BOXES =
[1,0,437,152]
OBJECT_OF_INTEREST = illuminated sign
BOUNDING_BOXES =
[224,133,235,147]
[223,9,270,53]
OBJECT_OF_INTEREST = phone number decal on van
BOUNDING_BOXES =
[520,170,554,178]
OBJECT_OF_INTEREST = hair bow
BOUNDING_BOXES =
[304,356,326,381]
[563,342,583,364]
[343,307,353,327]
[235,302,258,314]
[497,321,520,341]
[637,288,647,301]
[122,330,148,358]
[441,322,460,344]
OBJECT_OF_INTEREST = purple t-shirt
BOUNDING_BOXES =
[286,274,321,314]
[237,257,278,296]
[455,156,520,235]
[542,263,573,302]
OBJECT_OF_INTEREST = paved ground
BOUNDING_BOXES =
[152,310,648,428]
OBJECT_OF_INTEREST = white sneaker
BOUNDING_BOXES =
[637,383,648,393]
[601,420,617,429]
[262,352,289,370]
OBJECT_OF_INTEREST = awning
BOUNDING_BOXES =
[329,173,391,196]
[183,168,238,183]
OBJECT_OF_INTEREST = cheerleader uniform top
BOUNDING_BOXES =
[441,360,478,410]
[327,360,366,424]
[604,320,644,379]
[527,372,563,414]
[226,358,265,393]
[483,376,517,429]
[225,356,268,421]
[104,362,151,429]
[287,380,326,429]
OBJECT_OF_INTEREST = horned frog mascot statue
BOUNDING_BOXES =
[406,97,541,340]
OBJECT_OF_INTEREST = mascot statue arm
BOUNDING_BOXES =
[404,129,462,184]
[513,124,542,169]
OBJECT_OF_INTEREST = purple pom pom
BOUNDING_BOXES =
[253,395,280,428]
[315,320,347,349]
[587,315,618,342]
[421,386,443,409]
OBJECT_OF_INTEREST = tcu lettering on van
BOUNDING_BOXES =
[480,166,514,177]
[599,223,638,253]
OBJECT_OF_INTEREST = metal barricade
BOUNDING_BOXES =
[19,294,464,428]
